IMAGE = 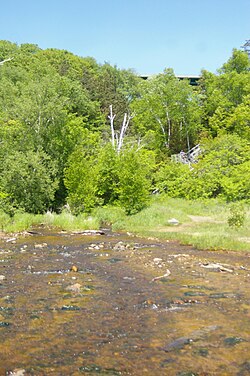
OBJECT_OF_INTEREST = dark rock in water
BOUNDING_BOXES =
[108,257,122,263]
[160,358,176,366]
[209,292,239,299]
[27,230,41,235]
[184,291,207,297]
[79,365,102,373]
[224,337,244,346]
[61,305,80,311]
[193,348,209,357]
[209,293,228,299]
[162,325,220,352]
[0,306,13,314]
[0,321,11,327]
[79,364,121,374]
[83,285,95,291]
[163,336,192,352]
[238,361,250,376]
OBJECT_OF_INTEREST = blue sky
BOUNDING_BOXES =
[0,0,249,75]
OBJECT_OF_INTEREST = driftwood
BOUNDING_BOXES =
[200,262,234,273]
[72,230,105,235]
[152,269,171,281]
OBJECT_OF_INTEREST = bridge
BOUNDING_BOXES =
[140,74,200,86]
[171,144,201,165]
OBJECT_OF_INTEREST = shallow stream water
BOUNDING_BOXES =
[0,229,249,375]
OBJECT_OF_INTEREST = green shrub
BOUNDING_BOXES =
[116,148,155,215]
[228,202,246,228]
[154,162,191,197]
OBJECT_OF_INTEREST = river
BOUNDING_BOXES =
[0,229,249,375]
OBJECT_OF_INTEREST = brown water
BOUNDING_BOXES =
[0,230,249,376]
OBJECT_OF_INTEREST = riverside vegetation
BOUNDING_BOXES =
[0,41,250,251]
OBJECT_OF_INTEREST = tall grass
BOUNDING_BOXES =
[0,210,100,233]
[96,197,250,252]
[1,197,249,252]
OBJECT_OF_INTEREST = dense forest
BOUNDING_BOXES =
[0,40,249,216]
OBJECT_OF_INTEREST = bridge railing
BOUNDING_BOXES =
[171,144,201,165]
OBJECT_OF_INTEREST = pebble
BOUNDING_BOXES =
[65,283,81,293]
[0,275,6,281]
[34,243,47,249]
[8,369,26,376]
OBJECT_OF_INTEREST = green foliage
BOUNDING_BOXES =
[154,162,191,197]
[228,202,246,228]
[0,40,249,220]
[0,150,58,214]
[116,148,155,214]
[199,50,250,139]
[183,134,250,200]
[131,68,201,156]
[96,143,120,205]
[220,49,250,74]
[64,132,101,214]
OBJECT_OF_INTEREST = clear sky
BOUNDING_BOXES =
[0,0,249,75]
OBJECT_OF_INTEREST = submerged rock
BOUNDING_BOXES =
[65,283,82,293]
[79,364,121,374]
[193,348,209,357]
[184,291,207,297]
[0,321,11,327]
[163,336,192,352]
[61,305,80,311]
[162,325,220,352]
[224,337,244,346]
[108,257,122,263]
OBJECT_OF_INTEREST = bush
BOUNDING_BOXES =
[0,150,58,214]
[228,202,246,228]
[154,162,191,197]
[182,134,250,200]
[116,148,155,215]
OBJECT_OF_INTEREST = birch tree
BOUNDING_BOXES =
[108,104,132,153]
[131,69,201,155]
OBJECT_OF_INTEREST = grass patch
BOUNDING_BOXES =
[0,210,100,233]
[96,197,250,252]
[1,197,249,252]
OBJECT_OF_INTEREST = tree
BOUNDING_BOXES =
[116,148,155,214]
[131,69,201,157]
[0,150,58,214]
[182,134,250,200]
[64,131,101,214]
[199,49,250,139]
[220,49,250,74]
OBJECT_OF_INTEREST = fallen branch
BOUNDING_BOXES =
[152,269,171,281]
[200,263,233,273]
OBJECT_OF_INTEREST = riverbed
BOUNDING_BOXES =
[0,229,249,375]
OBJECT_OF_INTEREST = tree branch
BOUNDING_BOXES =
[0,57,13,65]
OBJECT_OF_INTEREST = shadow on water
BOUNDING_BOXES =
[0,229,249,375]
